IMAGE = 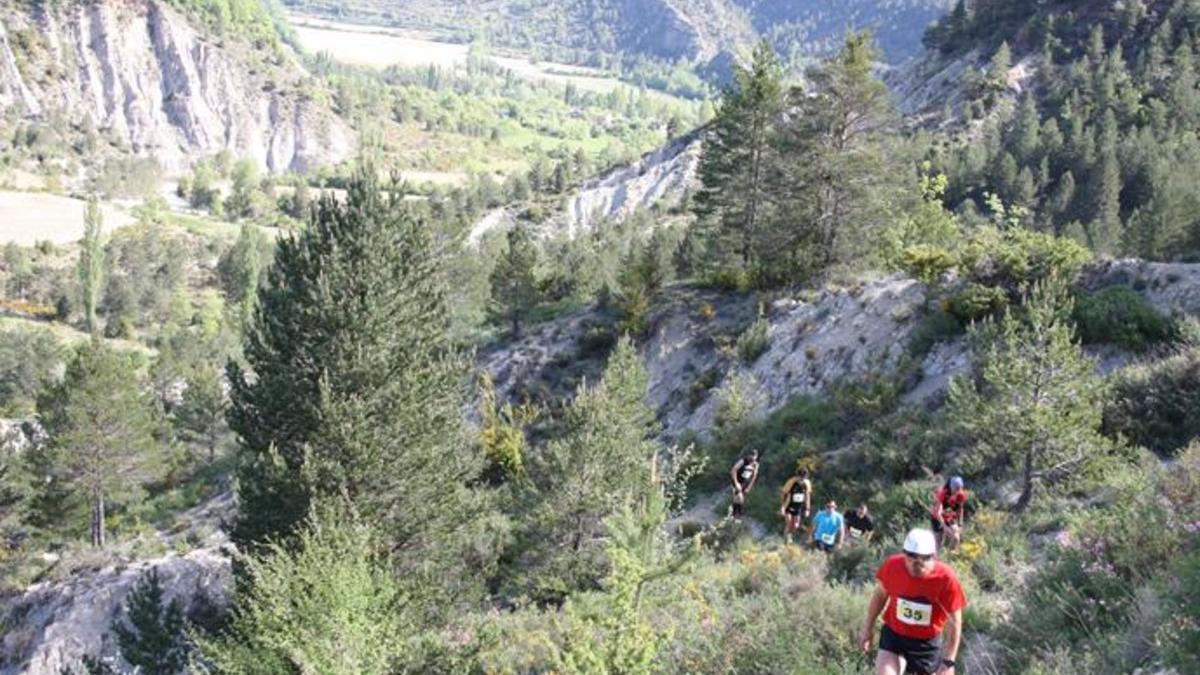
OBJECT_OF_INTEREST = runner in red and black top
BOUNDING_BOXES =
[930,476,967,551]
[860,529,967,675]
[729,450,760,520]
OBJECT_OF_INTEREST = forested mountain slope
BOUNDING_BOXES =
[282,0,952,66]
[918,0,1200,262]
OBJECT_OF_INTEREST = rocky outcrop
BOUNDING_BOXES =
[1083,259,1200,317]
[645,276,928,439]
[0,1,352,173]
[468,130,703,244]
[0,546,231,675]
[481,261,1200,441]
[481,275,931,440]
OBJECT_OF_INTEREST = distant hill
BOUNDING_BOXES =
[281,0,952,67]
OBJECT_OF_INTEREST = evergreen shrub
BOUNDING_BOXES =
[1073,285,1178,351]
[944,283,1009,323]
[1105,347,1200,455]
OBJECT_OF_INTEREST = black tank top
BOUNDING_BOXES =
[789,478,808,504]
[738,460,757,484]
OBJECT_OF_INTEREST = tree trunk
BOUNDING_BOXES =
[1014,447,1035,512]
[91,487,106,548]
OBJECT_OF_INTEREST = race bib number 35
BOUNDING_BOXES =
[896,598,933,627]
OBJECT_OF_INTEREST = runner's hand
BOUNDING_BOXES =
[858,628,872,654]
[935,666,954,675]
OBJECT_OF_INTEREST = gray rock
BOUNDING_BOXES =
[0,546,232,675]
[0,1,352,174]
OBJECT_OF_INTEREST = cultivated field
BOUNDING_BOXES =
[289,15,658,96]
[0,191,136,246]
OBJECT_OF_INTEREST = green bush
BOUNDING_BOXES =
[1104,347,1200,455]
[1073,286,1178,351]
[944,283,1009,323]
[1157,549,1200,673]
[905,308,964,359]
[0,325,63,414]
[735,317,770,364]
[868,480,932,543]
[899,244,955,284]
[702,267,751,292]
[958,226,1091,291]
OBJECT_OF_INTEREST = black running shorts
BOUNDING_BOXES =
[879,625,942,675]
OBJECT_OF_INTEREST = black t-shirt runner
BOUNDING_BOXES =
[845,511,875,539]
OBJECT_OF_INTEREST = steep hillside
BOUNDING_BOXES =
[909,0,1200,261]
[468,129,704,244]
[0,0,352,174]
[282,0,950,66]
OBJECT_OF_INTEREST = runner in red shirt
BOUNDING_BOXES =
[930,476,967,551]
[859,529,967,675]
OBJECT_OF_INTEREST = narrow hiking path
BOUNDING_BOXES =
[668,487,768,540]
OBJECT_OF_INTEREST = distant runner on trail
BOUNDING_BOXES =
[860,529,967,675]
[729,450,760,520]
[780,466,812,545]
[812,500,844,553]
[845,503,875,544]
[930,476,968,551]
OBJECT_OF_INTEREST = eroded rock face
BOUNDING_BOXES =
[0,546,232,675]
[468,131,703,245]
[480,275,931,441]
[647,276,928,439]
[0,1,352,173]
[480,261,1200,442]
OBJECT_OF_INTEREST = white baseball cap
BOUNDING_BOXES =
[903,528,937,556]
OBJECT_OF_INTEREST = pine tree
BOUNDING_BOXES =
[948,277,1110,510]
[226,175,484,575]
[216,224,271,321]
[1011,95,1042,163]
[173,367,227,461]
[1088,110,1122,254]
[195,502,409,673]
[521,336,659,596]
[113,568,188,675]
[776,31,899,278]
[1047,171,1077,229]
[2,243,32,301]
[32,339,158,547]
[692,40,783,274]
[78,197,105,335]
[488,223,540,338]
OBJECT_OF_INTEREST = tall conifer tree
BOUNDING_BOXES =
[693,40,783,274]
[227,175,483,567]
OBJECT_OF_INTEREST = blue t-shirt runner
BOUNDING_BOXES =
[813,503,845,552]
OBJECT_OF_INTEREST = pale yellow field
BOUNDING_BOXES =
[289,15,633,95]
[0,191,136,246]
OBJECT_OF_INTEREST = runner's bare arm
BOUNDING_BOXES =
[943,608,963,666]
[780,477,795,509]
[859,583,888,652]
